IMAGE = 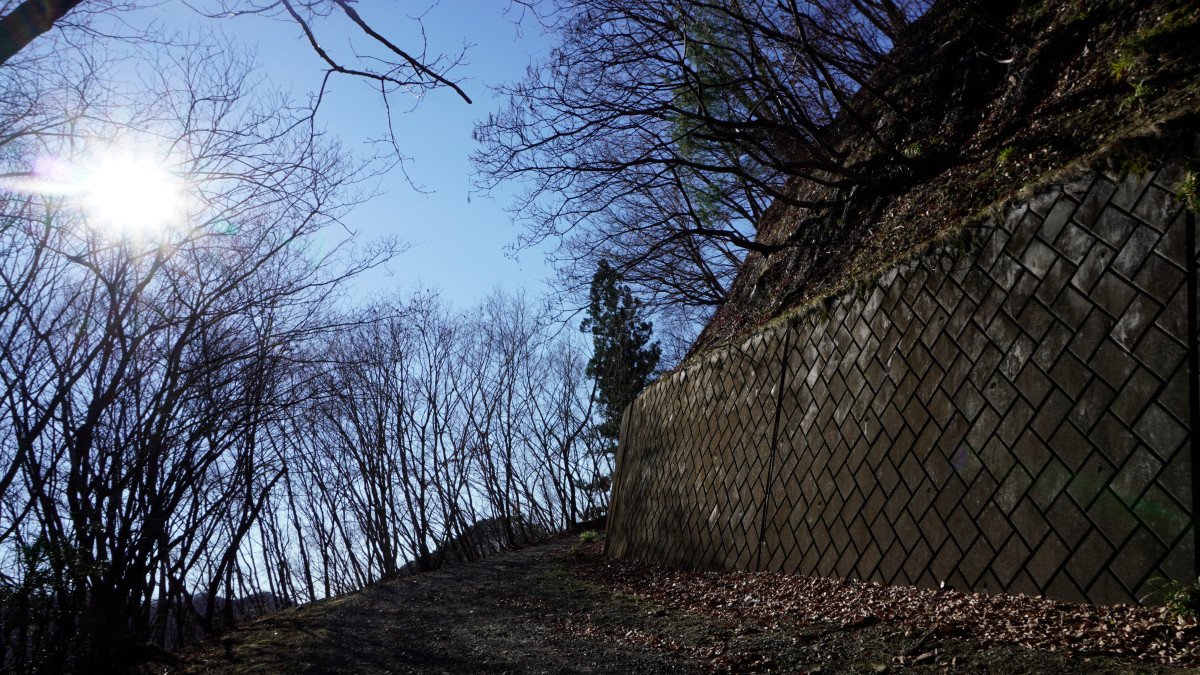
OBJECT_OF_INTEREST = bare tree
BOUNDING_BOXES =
[293,293,479,579]
[305,297,442,580]
[551,184,747,363]
[207,1,472,102]
[474,0,931,342]
[273,287,604,594]
[0,2,615,670]
[0,0,472,106]
[521,335,605,526]
[458,290,607,535]
[0,33,390,666]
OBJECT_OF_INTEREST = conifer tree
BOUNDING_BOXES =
[580,260,661,443]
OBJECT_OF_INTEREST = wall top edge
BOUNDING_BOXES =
[666,117,1200,381]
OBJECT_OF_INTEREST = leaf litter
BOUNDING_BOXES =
[571,543,1200,668]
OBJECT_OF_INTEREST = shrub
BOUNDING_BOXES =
[1149,577,1200,619]
[1176,168,1200,213]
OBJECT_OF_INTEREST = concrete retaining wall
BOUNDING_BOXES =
[607,139,1199,605]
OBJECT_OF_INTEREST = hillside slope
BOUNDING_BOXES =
[694,0,1200,356]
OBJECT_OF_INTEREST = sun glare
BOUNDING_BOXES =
[79,153,186,236]
[1,148,192,238]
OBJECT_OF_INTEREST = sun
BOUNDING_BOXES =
[78,152,186,236]
[1,146,191,238]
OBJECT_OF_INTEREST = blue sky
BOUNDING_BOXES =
[138,1,555,308]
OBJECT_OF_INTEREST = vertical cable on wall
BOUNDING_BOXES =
[1187,133,1200,580]
[756,322,794,570]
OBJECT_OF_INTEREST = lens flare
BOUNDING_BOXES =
[79,153,185,235]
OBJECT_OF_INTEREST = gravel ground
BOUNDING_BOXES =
[153,536,1199,674]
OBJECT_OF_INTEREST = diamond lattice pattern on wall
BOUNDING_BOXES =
[608,139,1198,606]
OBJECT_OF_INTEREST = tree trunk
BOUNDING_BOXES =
[0,0,85,65]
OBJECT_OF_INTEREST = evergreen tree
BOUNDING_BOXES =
[581,260,662,443]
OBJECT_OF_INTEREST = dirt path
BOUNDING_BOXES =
[164,538,702,674]
[157,537,1193,674]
